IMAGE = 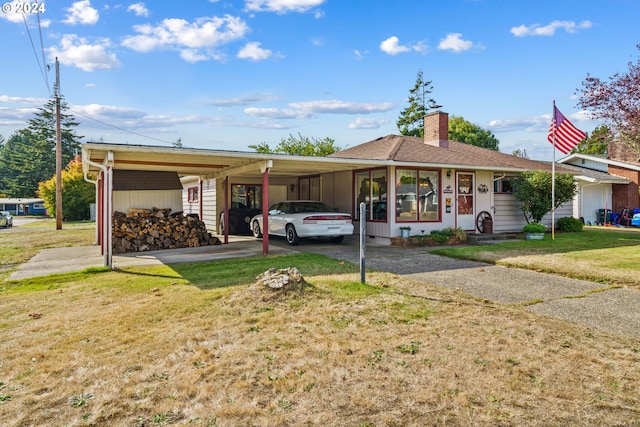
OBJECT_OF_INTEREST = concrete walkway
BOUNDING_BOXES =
[8,237,295,280]
[7,235,640,340]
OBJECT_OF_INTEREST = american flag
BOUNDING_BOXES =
[547,106,587,154]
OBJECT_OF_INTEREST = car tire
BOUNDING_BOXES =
[285,224,300,245]
[252,220,262,238]
[329,236,344,243]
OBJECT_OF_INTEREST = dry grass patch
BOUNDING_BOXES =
[1,267,639,426]
[0,221,94,280]
[433,228,640,288]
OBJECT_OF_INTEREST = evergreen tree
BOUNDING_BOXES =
[0,97,82,197]
[396,70,438,137]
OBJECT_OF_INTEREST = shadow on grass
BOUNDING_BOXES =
[152,252,359,290]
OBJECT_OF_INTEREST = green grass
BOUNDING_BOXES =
[432,227,640,286]
[168,252,359,289]
[1,253,359,294]
[434,227,640,259]
[0,221,95,272]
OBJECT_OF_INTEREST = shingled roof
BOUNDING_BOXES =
[330,134,574,173]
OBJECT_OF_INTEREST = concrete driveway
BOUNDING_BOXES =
[7,234,640,339]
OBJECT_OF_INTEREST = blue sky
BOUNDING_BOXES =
[0,0,638,161]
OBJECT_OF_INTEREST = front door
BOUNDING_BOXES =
[456,172,475,230]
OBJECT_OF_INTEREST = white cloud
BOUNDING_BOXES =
[437,33,478,52]
[487,114,551,132]
[63,0,99,25]
[244,99,395,119]
[353,49,368,60]
[0,107,40,125]
[245,0,325,14]
[348,117,389,129]
[379,36,410,55]
[49,34,120,72]
[237,42,273,61]
[289,100,395,114]
[127,2,150,17]
[379,36,427,56]
[244,107,311,119]
[209,93,280,107]
[0,95,49,104]
[179,49,212,63]
[510,20,592,37]
[122,15,249,62]
[74,103,146,120]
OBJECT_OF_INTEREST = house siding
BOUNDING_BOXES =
[565,157,608,172]
[113,190,183,214]
[493,193,572,231]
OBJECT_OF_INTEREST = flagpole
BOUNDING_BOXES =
[551,100,556,241]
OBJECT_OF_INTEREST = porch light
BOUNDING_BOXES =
[446,170,452,178]
[290,183,295,193]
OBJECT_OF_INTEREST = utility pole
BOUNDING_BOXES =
[54,57,62,230]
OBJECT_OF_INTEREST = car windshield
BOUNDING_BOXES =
[291,202,334,213]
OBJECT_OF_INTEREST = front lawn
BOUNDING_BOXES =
[432,227,640,287]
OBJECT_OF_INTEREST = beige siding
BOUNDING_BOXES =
[202,178,217,232]
[493,193,522,232]
[113,190,183,214]
[494,193,573,232]
[323,170,352,213]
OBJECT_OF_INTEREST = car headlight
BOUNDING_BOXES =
[244,215,251,223]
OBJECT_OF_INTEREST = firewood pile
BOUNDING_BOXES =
[112,208,220,253]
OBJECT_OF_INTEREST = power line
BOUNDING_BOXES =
[21,13,50,95]
[36,12,49,91]
[69,108,177,145]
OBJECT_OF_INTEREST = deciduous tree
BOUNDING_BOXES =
[576,45,640,160]
[249,133,343,156]
[38,156,95,221]
[570,125,610,156]
[513,171,577,223]
[448,115,499,150]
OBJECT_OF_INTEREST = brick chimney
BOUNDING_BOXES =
[424,111,449,148]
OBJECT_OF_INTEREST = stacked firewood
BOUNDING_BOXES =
[112,208,220,253]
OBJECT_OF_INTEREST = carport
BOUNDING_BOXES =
[82,142,385,268]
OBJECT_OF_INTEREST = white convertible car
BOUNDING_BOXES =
[250,200,353,245]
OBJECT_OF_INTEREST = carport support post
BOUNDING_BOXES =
[360,202,366,284]
[223,177,229,245]
[261,163,271,255]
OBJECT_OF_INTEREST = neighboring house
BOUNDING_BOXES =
[0,198,46,216]
[559,153,639,222]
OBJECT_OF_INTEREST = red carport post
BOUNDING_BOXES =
[261,162,271,255]
[223,176,229,244]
